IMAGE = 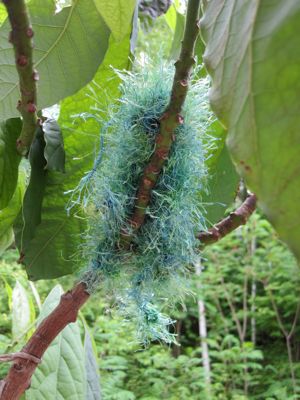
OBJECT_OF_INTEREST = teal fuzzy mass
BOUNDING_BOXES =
[76,64,213,343]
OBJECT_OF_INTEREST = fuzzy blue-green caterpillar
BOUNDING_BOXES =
[70,63,212,343]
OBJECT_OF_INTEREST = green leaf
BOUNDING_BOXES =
[43,119,65,172]
[0,118,22,210]
[16,35,131,280]
[201,121,239,224]
[0,4,7,25]
[0,165,26,254]
[201,1,300,260]
[0,228,14,256]
[203,141,239,225]
[169,10,185,60]
[2,277,13,310]
[94,0,136,41]
[0,0,110,119]
[164,3,177,32]
[14,121,65,270]
[169,10,205,74]
[84,328,101,400]
[26,285,86,400]
[14,128,47,261]
[12,280,34,341]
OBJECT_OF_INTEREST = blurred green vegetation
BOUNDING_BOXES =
[1,212,300,399]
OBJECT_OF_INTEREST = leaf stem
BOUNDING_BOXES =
[3,0,38,155]
[119,0,201,249]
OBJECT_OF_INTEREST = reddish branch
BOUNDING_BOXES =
[3,0,38,155]
[0,283,90,399]
[197,194,257,246]
[119,0,201,249]
[0,196,256,399]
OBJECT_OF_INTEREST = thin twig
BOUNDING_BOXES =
[119,0,201,249]
[3,0,38,155]
[197,194,257,246]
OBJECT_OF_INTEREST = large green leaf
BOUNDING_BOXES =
[164,2,177,32]
[201,1,300,259]
[0,118,22,210]
[25,285,86,400]
[168,9,185,61]
[16,35,132,280]
[0,165,26,254]
[43,119,65,173]
[14,121,64,270]
[0,4,7,25]
[0,0,110,119]
[84,328,101,400]
[12,281,35,341]
[168,9,206,83]
[202,126,239,225]
[14,128,48,264]
[94,0,136,41]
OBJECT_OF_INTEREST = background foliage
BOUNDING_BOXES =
[1,213,300,399]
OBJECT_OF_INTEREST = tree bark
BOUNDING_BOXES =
[0,283,89,400]
[198,194,257,246]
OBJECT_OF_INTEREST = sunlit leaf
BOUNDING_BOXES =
[94,0,136,41]
[0,0,110,119]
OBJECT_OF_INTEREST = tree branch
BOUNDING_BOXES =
[0,283,89,400]
[3,0,38,155]
[119,0,201,249]
[197,194,257,246]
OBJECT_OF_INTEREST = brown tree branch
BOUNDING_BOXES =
[119,0,201,249]
[3,0,38,155]
[197,194,257,246]
[0,283,90,400]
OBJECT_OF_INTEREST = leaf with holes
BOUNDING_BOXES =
[0,0,110,119]
[202,1,300,260]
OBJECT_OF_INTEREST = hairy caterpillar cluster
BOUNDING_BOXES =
[71,63,213,343]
